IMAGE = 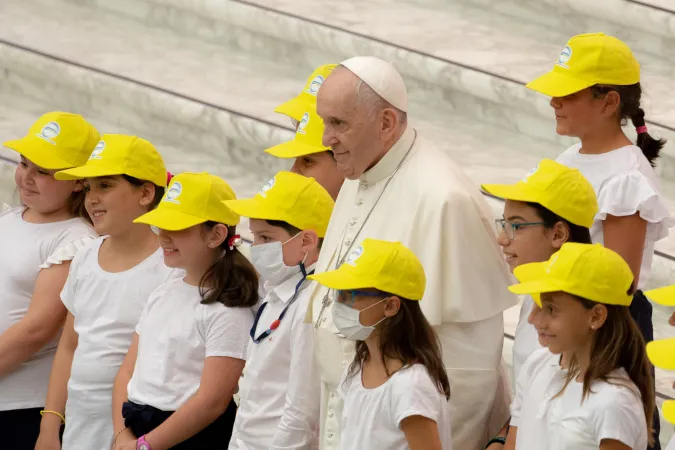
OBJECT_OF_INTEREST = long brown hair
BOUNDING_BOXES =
[347,296,451,400]
[199,222,259,308]
[557,298,654,446]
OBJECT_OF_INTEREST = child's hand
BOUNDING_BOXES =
[112,429,136,450]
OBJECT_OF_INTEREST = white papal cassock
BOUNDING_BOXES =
[306,126,517,450]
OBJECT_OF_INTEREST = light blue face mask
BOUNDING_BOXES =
[332,297,388,341]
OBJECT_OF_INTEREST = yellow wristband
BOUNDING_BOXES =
[40,410,65,424]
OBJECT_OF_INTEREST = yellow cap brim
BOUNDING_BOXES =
[509,279,562,306]
[647,338,675,371]
[4,138,75,170]
[644,285,675,307]
[663,401,675,425]
[274,97,308,122]
[133,208,207,231]
[265,140,329,159]
[308,270,373,292]
[224,198,283,222]
[481,184,538,202]
[54,165,123,181]
[526,70,594,98]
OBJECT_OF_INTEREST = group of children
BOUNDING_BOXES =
[0,30,674,450]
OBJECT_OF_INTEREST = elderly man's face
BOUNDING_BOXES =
[317,69,384,180]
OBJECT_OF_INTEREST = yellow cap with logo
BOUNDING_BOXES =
[646,338,675,423]
[134,172,240,230]
[274,64,337,121]
[644,285,675,307]
[527,33,640,98]
[308,239,426,301]
[55,134,167,187]
[224,171,334,237]
[510,243,633,307]
[4,112,100,170]
[265,105,329,158]
[482,159,598,228]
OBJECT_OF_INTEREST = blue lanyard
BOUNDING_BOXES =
[250,265,314,344]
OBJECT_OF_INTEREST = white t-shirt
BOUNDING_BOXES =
[511,348,648,450]
[557,144,674,288]
[61,236,174,449]
[230,269,319,450]
[666,435,675,450]
[0,207,94,410]
[337,363,453,450]
[512,295,542,383]
[127,276,254,411]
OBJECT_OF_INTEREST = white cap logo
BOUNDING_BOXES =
[306,75,325,96]
[346,245,364,267]
[556,45,572,69]
[164,181,182,204]
[36,121,61,145]
[521,164,539,183]
[297,113,310,135]
[258,177,276,198]
[545,252,560,274]
[89,141,105,160]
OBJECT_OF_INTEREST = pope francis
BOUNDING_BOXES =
[307,56,517,450]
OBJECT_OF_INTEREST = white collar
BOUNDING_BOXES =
[266,263,317,305]
[360,126,415,186]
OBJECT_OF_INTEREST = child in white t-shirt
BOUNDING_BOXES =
[507,243,653,450]
[0,112,98,450]
[309,239,452,450]
[35,134,172,450]
[112,173,259,450]
[225,171,333,450]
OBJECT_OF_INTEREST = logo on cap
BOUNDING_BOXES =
[346,245,364,267]
[545,252,560,274]
[305,75,325,96]
[521,164,539,183]
[36,121,61,145]
[556,45,572,69]
[89,141,106,160]
[164,181,182,204]
[258,177,276,198]
[297,113,310,136]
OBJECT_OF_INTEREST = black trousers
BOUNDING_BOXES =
[0,407,43,450]
[123,400,237,449]
[631,290,661,450]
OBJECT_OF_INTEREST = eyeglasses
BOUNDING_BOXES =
[495,218,546,240]
[337,290,387,307]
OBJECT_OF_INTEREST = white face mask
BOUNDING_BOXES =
[250,233,304,288]
[332,297,388,341]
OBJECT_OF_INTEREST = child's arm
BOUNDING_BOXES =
[599,440,631,450]
[34,312,78,450]
[603,214,647,282]
[272,315,320,449]
[0,263,70,376]
[401,415,442,450]
[140,355,244,450]
[112,333,140,449]
[504,426,517,450]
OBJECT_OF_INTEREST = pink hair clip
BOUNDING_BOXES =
[166,171,174,185]
[228,234,243,251]
[636,125,648,135]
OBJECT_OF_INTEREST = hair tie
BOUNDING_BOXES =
[228,234,243,251]
[636,125,648,135]
[166,171,174,185]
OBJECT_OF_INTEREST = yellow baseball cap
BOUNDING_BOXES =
[308,239,426,301]
[482,159,598,228]
[274,64,337,121]
[55,134,167,187]
[646,338,675,424]
[4,112,100,170]
[527,33,640,97]
[644,285,675,306]
[134,172,239,230]
[510,243,633,307]
[224,171,334,237]
[265,105,330,158]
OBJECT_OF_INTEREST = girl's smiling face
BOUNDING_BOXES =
[15,156,81,216]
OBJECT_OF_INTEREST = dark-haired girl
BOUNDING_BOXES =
[528,34,672,448]
[309,238,452,450]
[112,172,258,450]
[506,243,654,450]
[37,135,173,450]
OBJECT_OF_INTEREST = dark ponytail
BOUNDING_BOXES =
[199,222,259,308]
[592,83,666,167]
